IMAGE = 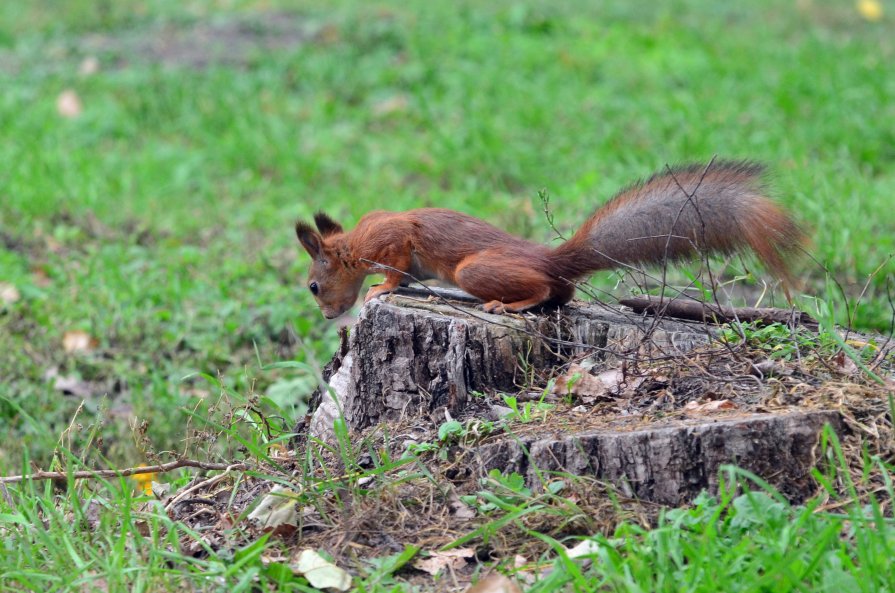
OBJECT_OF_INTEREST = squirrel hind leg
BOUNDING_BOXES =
[455,253,553,313]
[482,296,550,314]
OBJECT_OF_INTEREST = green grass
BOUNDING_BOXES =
[2,0,893,465]
[2,423,894,592]
[1,0,894,590]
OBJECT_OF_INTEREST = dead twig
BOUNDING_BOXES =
[619,295,819,330]
[165,464,248,512]
[0,459,250,485]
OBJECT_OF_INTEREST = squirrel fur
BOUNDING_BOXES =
[295,160,805,319]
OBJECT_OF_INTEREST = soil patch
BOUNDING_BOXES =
[80,12,315,70]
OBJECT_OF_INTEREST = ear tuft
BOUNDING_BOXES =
[295,220,324,259]
[314,211,344,237]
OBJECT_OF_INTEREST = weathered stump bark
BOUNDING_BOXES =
[312,287,712,434]
[304,287,843,505]
[478,411,841,505]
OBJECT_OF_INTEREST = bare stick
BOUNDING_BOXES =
[538,189,567,242]
[0,459,250,485]
[619,295,819,329]
[165,464,250,511]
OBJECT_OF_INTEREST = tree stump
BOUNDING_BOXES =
[477,410,840,505]
[304,287,844,504]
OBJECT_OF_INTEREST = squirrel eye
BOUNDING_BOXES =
[309,282,319,296]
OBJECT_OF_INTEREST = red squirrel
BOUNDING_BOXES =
[296,161,805,319]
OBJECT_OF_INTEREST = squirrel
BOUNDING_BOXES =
[295,160,805,319]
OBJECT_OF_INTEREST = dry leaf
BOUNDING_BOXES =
[449,496,476,520]
[56,89,83,118]
[832,351,860,376]
[291,549,352,591]
[133,465,158,496]
[315,23,341,44]
[260,552,289,565]
[79,56,100,76]
[0,282,20,305]
[52,374,93,397]
[78,571,109,593]
[31,267,52,287]
[248,485,300,528]
[857,0,883,21]
[133,519,152,538]
[554,364,640,400]
[566,539,601,559]
[182,387,211,399]
[464,572,523,593]
[63,330,98,353]
[372,94,409,117]
[683,399,738,414]
[413,548,475,576]
[750,359,788,378]
[151,481,172,501]
[845,339,875,350]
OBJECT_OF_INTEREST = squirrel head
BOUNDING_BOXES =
[295,213,364,319]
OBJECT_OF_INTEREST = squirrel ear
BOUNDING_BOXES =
[295,221,324,259]
[314,211,343,237]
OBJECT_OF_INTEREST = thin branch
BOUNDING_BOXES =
[0,459,249,485]
[538,189,567,242]
[850,253,894,332]
[165,465,249,512]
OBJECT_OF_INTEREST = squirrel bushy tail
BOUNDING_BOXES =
[550,160,806,287]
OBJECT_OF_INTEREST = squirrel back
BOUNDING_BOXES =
[549,160,805,287]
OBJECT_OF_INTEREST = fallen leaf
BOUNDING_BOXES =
[52,374,93,397]
[63,330,98,353]
[683,399,738,414]
[449,495,476,520]
[750,359,788,378]
[845,339,876,351]
[261,552,289,565]
[133,519,152,538]
[566,539,601,559]
[83,497,108,531]
[78,571,109,593]
[488,404,515,420]
[79,56,100,76]
[0,283,20,305]
[151,481,172,501]
[372,94,409,117]
[857,0,883,21]
[291,549,352,591]
[464,572,523,593]
[31,267,52,287]
[248,485,300,528]
[832,351,860,376]
[554,364,641,400]
[315,23,341,44]
[182,387,211,399]
[413,548,475,576]
[133,465,158,496]
[56,89,83,118]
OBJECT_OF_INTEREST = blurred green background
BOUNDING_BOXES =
[1,0,892,467]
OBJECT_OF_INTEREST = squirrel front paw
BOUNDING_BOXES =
[482,300,507,314]
[364,284,394,303]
